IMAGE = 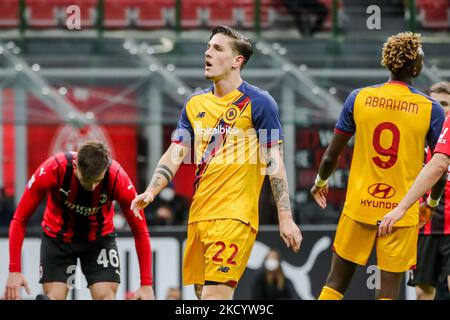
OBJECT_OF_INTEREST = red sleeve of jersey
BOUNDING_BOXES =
[9,156,59,272]
[435,117,450,156]
[113,163,153,286]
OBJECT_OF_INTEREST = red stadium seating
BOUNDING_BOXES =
[206,0,239,28]
[417,0,449,29]
[133,0,175,29]
[2,0,349,32]
[103,0,131,28]
[0,0,20,28]
[181,0,208,28]
[26,0,60,28]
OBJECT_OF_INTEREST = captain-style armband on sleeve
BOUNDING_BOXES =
[314,174,328,188]
[426,196,440,208]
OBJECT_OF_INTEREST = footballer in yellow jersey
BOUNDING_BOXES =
[132,26,302,300]
[311,32,445,300]
[172,81,283,231]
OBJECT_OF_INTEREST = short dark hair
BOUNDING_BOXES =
[210,25,253,70]
[430,81,450,95]
[77,140,110,177]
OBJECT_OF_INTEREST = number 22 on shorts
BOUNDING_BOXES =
[212,242,239,265]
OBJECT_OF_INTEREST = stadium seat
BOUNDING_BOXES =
[0,0,20,29]
[103,0,131,28]
[206,0,239,28]
[417,0,449,29]
[26,0,60,28]
[133,0,175,29]
[181,0,208,28]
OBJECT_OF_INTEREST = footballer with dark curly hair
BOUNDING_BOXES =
[311,32,446,300]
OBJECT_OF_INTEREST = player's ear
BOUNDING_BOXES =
[233,55,244,69]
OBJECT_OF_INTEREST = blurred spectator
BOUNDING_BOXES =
[145,184,190,225]
[282,0,328,36]
[148,205,176,226]
[0,188,14,228]
[251,249,300,299]
[166,287,181,300]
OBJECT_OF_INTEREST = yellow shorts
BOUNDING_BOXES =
[333,214,418,273]
[182,219,257,287]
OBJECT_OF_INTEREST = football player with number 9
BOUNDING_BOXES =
[310,32,446,300]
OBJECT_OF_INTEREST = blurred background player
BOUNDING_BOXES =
[251,248,300,300]
[131,25,302,300]
[311,32,445,300]
[4,141,154,300]
[401,81,450,300]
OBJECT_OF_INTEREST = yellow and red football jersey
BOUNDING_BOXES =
[336,80,445,226]
[172,81,283,231]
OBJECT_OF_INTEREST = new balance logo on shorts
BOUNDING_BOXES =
[217,266,230,273]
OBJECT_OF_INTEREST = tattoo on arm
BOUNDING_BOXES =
[265,155,278,175]
[155,164,174,183]
[155,169,171,183]
[269,177,291,211]
[150,176,162,190]
[264,145,282,175]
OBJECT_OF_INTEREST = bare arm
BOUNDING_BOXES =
[428,170,447,202]
[131,142,189,213]
[317,133,352,180]
[397,152,449,212]
[378,152,449,236]
[310,132,352,208]
[261,144,302,253]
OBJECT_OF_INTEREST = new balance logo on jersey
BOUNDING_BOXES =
[197,112,206,118]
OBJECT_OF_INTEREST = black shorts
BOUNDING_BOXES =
[408,235,450,287]
[39,233,121,287]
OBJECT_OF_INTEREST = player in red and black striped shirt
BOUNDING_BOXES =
[410,82,450,299]
[4,141,154,300]
[380,82,450,300]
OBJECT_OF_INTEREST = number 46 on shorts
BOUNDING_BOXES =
[97,248,119,268]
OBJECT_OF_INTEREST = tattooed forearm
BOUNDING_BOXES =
[265,156,277,175]
[149,164,174,193]
[150,176,162,190]
[269,177,291,211]
[155,164,174,183]
[155,169,171,183]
